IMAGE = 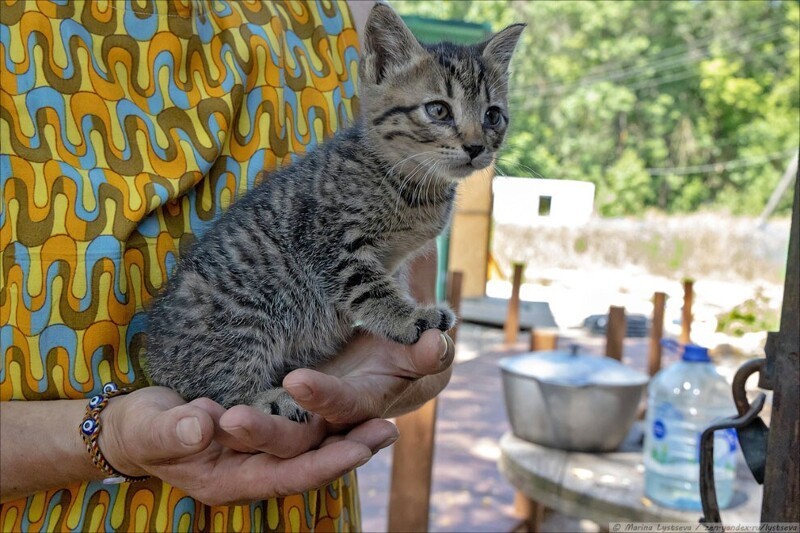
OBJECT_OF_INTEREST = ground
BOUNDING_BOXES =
[356,324,665,532]
[357,298,772,531]
[357,213,788,531]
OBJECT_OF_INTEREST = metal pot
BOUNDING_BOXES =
[499,346,649,452]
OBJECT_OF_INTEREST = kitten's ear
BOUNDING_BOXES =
[362,3,424,84]
[480,23,526,72]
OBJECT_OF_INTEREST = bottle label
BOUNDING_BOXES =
[648,405,737,468]
[649,418,670,463]
[695,428,738,468]
[653,419,666,439]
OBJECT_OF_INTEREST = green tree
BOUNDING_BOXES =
[392,0,800,216]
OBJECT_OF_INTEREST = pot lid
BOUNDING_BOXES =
[498,345,649,387]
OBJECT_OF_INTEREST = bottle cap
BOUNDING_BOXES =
[682,344,711,362]
[660,339,711,362]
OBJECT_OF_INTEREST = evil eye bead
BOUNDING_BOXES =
[102,383,118,394]
[88,395,103,408]
[81,418,98,436]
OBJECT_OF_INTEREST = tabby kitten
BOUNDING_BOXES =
[145,4,524,421]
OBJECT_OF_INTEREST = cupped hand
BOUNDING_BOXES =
[283,329,455,427]
[98,386,398,506]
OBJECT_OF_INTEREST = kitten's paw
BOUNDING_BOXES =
[252,388,311,423]
[389,305,456,345]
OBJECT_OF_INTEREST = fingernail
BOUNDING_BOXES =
[355,453,372,468]
[177,417,202,446]
[222,425,250,440]
[439,333,449,361]
[375,433,400,453]
[287,383,312,401]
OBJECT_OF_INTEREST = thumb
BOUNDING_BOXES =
[402,330,454,378]
[136,404,216,464]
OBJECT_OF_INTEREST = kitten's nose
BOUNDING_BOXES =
[463,144,485,160]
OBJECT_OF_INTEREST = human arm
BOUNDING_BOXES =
[1,0,442,505]
[0,242,443,504]
[0,387,398,505]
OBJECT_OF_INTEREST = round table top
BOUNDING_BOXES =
[498,426,763,526]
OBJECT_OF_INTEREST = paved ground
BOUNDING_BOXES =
[356,324,654,532]
[354,304,763,533]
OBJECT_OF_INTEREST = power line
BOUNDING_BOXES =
[507,41,795,109]
[507,19,787,99]
[645,149,796,176]
[509,68,701,105]
[509,19,785,97]
[550,19,786,84]
[758,152,798,225]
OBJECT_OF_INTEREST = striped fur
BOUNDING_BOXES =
[144,5,524,420]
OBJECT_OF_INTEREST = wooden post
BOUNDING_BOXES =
[387,270,465,533]
[447,168,494,298]
[649,292,666,376]
[606,306,626,361]
[446,271,464,345]
[681,279,694,344]
[760,177,799,522]
[530,328,558,352]
[515,325,555,532]
[388,399,438,532]
[504,263,524,345]
[514,492,545,532]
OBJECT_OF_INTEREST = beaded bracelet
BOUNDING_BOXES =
[80,383,150,485]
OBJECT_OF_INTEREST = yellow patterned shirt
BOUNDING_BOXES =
[0,1,362,530]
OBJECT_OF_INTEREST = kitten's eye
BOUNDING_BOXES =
[425,101,453,122]
[485,107,503,127]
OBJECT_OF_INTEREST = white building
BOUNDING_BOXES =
[492,177,595,227]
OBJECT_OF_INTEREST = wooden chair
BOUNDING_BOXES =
[387,271,464,532]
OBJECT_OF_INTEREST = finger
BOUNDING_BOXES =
[218,404,327,459]
[399,330,454,378]
[136,403,216,464]
[238,439,373,500]
[283,370,376,424]
[320,418,399,454]
[188,398,258,453]
[268,420,397,495]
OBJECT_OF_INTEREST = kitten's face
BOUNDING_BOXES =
[360,6,524,183]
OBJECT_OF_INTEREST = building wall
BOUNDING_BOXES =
[492,177,595,227]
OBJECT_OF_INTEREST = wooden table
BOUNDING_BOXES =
[498,425,763,528]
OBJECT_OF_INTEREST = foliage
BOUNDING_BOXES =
[716,288,781,337]
[392,0,800,216]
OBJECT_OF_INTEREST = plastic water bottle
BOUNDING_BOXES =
[643,341,738,510]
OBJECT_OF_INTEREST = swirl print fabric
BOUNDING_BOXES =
[1,0,361,531]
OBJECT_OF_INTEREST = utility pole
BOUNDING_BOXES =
[758,151,798,228]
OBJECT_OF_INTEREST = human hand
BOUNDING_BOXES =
[283,329,455,427]
[99,386,398,506]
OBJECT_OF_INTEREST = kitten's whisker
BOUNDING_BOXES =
[392,155,436,222]
[388,154,434,220]
[387,151,436,178]
[379,150,437,194]
[427,162,442,209]
[413,158,439,211]
[417,160,438,208]
[413,157,438,208]
[424,166,434,207]
[494,157,549,180]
